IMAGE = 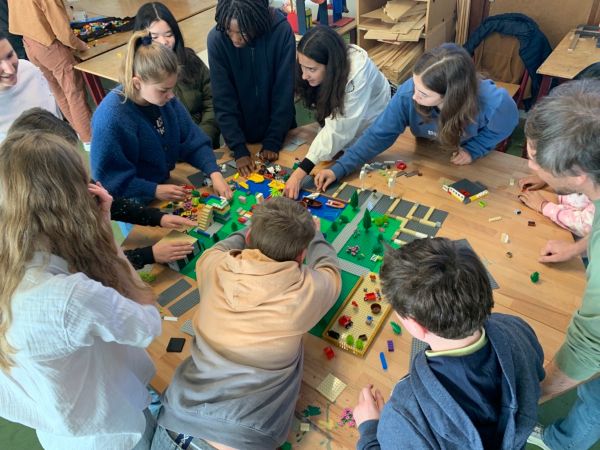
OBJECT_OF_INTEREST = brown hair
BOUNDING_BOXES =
[413,43,479,149]
[8,108,78,145]
[247,197,315,261]
[120,29,179,100]
[0,132,153,370]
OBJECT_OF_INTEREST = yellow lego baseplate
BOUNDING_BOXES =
[322,273,392,357]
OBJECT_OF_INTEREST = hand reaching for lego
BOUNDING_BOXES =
[315,169,337,192]
[156,184,188,201]
[236,156,255,177]
[160,214,197,230]
[88,181,113,222]
[210,172,233,199]
[283,167,307,199]
[518,174,547,191]
[353,384,385,427]
[450,148,472,165]
[518,190,547,213]
[539,238,587,263]
[259,149,279,162]
[152,240,194,264]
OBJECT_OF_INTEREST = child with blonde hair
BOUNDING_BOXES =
[91,31,231,203]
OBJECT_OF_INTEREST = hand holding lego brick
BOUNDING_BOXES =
[210,172,232,199]
[160,214,197,230]
[152,240,195,264]
[156,184,188,201]
[518,174,547,191]
[450,148,472,165]
[353,384,385,427]
[235,156,255,177]
[314,169,337,191]
[518,190,547,213]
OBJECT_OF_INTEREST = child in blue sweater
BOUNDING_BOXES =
[315,43,519,191]
[91,31,231,203]
[354,238,544,450]
[208,0,296,177]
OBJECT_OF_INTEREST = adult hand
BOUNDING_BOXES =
[88,182,113,221]
[518,190,547,213]
[210,172,233,199]
[155,184,187,201]
[539,239,587,263]
[152,240,194,264]
[518,174,547,191]
[236,156,255,177]
[283,167,307,199]
[259,149,279,162]
[353,385,385,428]
[315,169,337,191]
[450,148,473,165]
[76,38,89,52]
[159,214,197,229]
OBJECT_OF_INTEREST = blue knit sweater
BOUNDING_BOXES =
[91,89,219,201]
[357,313,545,450]
[331,78,519,180]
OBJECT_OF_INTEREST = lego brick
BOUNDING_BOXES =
[336,259,370,277]
[391,199,415,218]
[220,163,237,179]
[157,279,192,307]
[336,184,359,202]
[213,150,225,160]
[169,289,200,317]
[454,239,499,289]
[428,209,449,225]
[316,373,347,402]
[358,189,374,207]
[412,204,430,219]
[404,220,439,237]
[180,319,195,337]
[187,171,207,187]
[322,274,392,357]
[395,232,418,244]
[371,196,395,215]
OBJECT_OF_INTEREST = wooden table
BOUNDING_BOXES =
[75,7,216,103]
[537,30,600,98]
[125,126,586,449]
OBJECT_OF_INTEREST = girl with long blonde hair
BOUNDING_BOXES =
[90,30,231,203]
[0,131,161,449]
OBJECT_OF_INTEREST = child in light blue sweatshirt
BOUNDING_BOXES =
[315,43,519,190]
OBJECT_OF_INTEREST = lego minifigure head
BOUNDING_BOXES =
[380,237,493,340]
[247,196,315,262]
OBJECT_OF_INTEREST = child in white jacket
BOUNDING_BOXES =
[284,25,390,199]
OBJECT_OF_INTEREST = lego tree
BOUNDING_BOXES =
[212,234,220,243]
[231,222,239,231]
[330,221,339,232]
[362,209,372,231]
[377,232,384,242]
[340,215,350,224]
[373,242,383,254]
[350,191,359,210]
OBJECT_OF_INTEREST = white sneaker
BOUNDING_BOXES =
[82,142,91,152]
[527,424,552,450]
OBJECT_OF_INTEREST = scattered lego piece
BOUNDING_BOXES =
[338,408,356,427]
[302,405,321,417]
[506,252,513,258]
[323,346,335,360]
[405,170,419,177]
[501,233,510,244]
[327,330,340,340]
[478,200,487,208]
[528,220,536,227]
[390,321,402,335]
[300,423,310,433]
[509,178,515,186]
[358,334,368,341]
[379,352,388,371]
[514,209,522,215]
[351,300,359,308]
[280,442,292,450]
[316,373,347,402]
[338,315,353,329]
[365,315,373,326]
[317,419,336,431]
[488,216,502,222]
[530,271,540,283]
[166,337,185,353]
[371,303,382,314]
[346,334,355,347]
[395,160,407,170]
[139,272,156,283]
[163,316,178,322]
[355,339,364,351]
[387,340,395,352]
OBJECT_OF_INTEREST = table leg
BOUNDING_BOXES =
[536,75,553,102]
[82,72,106,105]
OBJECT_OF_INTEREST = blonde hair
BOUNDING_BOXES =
[120,29,179,100]
[0,132,152,371]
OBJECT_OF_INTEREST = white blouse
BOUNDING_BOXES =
[0,253,161,450]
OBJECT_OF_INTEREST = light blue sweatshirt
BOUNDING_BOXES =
[330,78,519,180]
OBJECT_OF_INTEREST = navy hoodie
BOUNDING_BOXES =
[357,313,545,449]
[207,10,296,159]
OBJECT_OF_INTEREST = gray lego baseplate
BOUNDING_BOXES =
[371,196,395,215]
[180,319,196,337]
[158,279,192,307]
[169,289,200,317]
[404,219,440,237]
[391,199,415,218]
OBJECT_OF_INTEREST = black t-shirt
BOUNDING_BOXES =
[138,104,165,136]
